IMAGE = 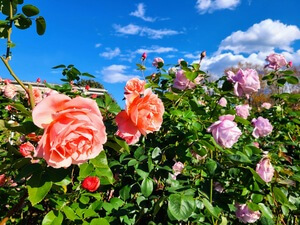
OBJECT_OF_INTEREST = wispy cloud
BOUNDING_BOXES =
[196,0,240,14]
[135,45,178,54]
[130,3,156,22]
[100,47,121,59]
[113,23,180,39]
[218,19,300,54]
[95,43,102,48]
[99,65,139,83]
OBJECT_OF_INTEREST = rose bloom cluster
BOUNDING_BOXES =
[115,78,164,145]
[32,94,107,168]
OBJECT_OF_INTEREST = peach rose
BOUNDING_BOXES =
[4,83,17,99]
[116,88,164,144]
[124,78,146,105]
[32,93,107,168]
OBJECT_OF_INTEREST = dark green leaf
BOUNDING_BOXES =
[36,16,46,35]
[206,159,217,176]
[22,4,39,17]
[52,64,66,69]
[235,115,250,125]
[273,187,288,204]
[284,75,298,84]
[202,198,219,218]
[14,14,32,29]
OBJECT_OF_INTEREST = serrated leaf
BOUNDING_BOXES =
[202,198,219,218]
[36,16,46,35]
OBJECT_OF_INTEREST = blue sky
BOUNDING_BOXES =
[1,0,300,107]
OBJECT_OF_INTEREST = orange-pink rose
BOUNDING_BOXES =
[124,78,146,105]
[116,86,164,145]
[32,93,107,168]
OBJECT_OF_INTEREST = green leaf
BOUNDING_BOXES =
[81,72,95,78]
[14,14,32,29]
[284,75,298,84]
[235,115,250,125]
[91,151,114,185]
[202,198,219,218]
[152,147,161,159]
[273,187,288,204]
[258,203,273,220]
[222,80,233,91]
[247,167,266,185]
[36,16,46,35]
[78,163,93,179]
[141,178,153,197]
[251,193,264,203]
[136,169,149,179]
[168,194,195,221]
[0,119,5,131]
[62,206,79,221]
[90,218,110,225]
[206,159,217,176]
[52,64,66,69]
[277,78,286,86]
[110,197,124,210]
[22,4,39,17]
[228,151,252,163]
[260,216,275,225]
[120,185,131,200]
[185,71,198,81]
[42,211,63,225]
[27,172,52,206]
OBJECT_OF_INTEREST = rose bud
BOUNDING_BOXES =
[141,52,147,61]
[200,51,206,61]
[19,142,35,158]
[81,176,100,192]
[85,85,90,91]
[36,78,41,83]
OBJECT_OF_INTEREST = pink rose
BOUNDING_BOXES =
[32,93,107,168]
[0,174,6,187]
[252,117,273,138]
[235,104,251,119]
[218,97,227,107]
[265,53,287,70]
[81,176,100,192]
[4,83,17,99]
[42,88,59,98]
[173,70,200,90]
[261,102,271,109]
[253,142,259,148]
[32,88,43,105]
[116,88,164,144]
[172,161,184,176]
[235,203,261,223]
[152,57,164,68]
[227,69,260,98]
[207,115,242,148]
[124,78,146,105]
[256,158,274,182]
[19,142,35,158]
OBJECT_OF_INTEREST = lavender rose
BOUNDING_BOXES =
[152,57,164,68]
[235,203,261,223]
[235,104,251,119]
[256,158,274,182]
[207,115,242,148]
[265,53,287,70]
[252,117,273,138]
[218,97,227,107]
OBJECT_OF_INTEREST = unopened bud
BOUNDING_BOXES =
[85,85,90,91]
[287,61,293,68]
[141,52,147,61]
[200,51,206,61]
[36,78,41,83]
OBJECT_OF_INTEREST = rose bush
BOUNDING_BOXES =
[0,1,299,225]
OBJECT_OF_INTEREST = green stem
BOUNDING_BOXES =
[1,57,35,109]
[6,0,13,60]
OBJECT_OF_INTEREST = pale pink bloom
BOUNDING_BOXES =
[214,182,224,193]
[256,158,274,182]
[252,117,273,138]
[124,78,146,105]
[116,88,164,144]
[173,70,201,90]
[32,93,107,168]
[253,142,259,148]
[152,57,164,68]
[207,115,242,148]
[191,150,207,160]
[235,104,251,119]
[172,161,184,176]
[227,69,260,99]
[235,203,261,223]
[0,174,6,186]
[265,53,287,70]
[4,83,17,99]
[4,79,10,84]
[261,102,271,109]
[19,142,35,158]
[218,97,227,107]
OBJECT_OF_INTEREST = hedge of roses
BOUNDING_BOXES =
[0,1,300,225]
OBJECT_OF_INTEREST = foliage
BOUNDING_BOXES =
[0,1,299,225]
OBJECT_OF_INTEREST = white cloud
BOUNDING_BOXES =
[114,23,180,39]
[196,0,240,14]
[219,19,300,54]
[100,47,121,59]
[95,43,102,48]
[100,65,139,83]
[135,45,178,54]
[130,3,156,22]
